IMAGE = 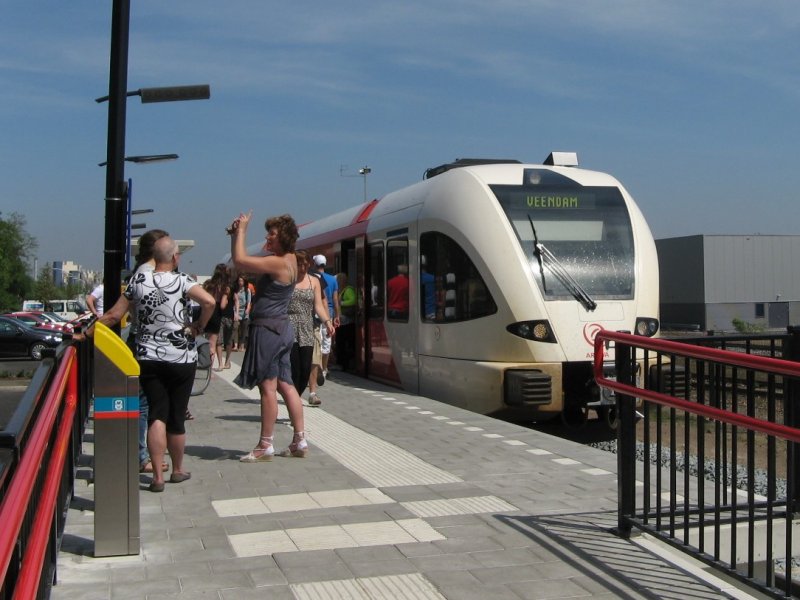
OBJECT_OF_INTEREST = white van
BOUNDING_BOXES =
[22,300,45,311]
[46,299,86,321]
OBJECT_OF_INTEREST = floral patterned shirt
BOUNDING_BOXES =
[124,270,199,363]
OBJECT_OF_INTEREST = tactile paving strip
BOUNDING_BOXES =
[292,573,446,600]
[223,376,462,488]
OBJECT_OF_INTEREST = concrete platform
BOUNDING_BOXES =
[52,361,758,599]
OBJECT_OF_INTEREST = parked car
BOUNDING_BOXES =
[0,316,64,360]
[3,311,73,333]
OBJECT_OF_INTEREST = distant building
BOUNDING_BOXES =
[52,260,84,287]
[657,235,800,332]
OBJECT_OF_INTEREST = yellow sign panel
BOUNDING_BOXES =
[94,322,140,376]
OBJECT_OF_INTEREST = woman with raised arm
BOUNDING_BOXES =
[227,211,333,461]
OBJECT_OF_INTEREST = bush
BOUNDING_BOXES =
[732,318,765,333]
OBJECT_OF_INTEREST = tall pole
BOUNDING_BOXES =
[103,0,130,331]
[359,166,371,203]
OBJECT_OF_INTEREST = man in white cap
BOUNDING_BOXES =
[309,255,339,397]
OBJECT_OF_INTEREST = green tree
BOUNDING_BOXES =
[0,212,36,312]
[65,280,89,300]
[33,265,59,306]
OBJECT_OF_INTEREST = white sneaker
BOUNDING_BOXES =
[308,393,322,406]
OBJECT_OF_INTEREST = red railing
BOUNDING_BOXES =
[593,331,800,443]
[0,346,79,599]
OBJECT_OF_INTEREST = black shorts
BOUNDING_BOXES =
[139,361,196,435]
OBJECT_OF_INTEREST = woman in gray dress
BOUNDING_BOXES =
[228,212,334,461]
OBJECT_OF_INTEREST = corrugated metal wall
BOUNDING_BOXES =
[657,235,800,331]
[703,235,800,303]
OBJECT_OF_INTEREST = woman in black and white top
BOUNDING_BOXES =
[101,236,216,492]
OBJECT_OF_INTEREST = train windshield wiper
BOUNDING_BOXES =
[527,215,548,292]
[527,215,597,312]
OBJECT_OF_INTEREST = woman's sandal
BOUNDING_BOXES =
[240,435,274,462]
[140,460,169,473]
[277,431,308,458]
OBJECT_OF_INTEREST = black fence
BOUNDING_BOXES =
[595,327,800,599]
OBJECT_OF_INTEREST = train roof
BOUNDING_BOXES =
[423,152,579,179]
[423,158,521,179]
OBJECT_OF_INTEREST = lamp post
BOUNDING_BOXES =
[102,0,131,331]
[100,0,209,330]
[340,165,372,203]
[358,166,371,203]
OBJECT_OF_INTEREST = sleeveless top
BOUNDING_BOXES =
[220,289,235,319]
[288,276,315,347]
[250,273,294,320]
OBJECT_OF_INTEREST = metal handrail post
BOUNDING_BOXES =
[615,340,635,538]
[786,325,800,514]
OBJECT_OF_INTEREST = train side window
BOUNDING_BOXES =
[420,232,497,323]
[386,239,409,321]
[368,243,385,319]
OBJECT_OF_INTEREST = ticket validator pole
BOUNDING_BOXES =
[93,322,140,556]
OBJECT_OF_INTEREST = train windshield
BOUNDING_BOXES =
[491,183,635,301]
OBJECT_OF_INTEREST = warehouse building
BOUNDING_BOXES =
[657,235,800,332]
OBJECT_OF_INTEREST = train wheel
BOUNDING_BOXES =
[600,406,620,431]
[561,404,589,428]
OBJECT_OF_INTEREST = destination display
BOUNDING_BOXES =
[491,184,624,212]
[524,194,594,209]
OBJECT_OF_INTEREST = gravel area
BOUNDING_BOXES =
[590,439,786,499]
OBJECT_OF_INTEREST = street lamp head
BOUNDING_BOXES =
[358,167,371,175]
[95,84,211,104]
[139,85,211,103]
[126,153,179,164]
[98,153,178,167]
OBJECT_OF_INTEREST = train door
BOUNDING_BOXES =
[335,237,365,375]
[364,229,420,389]
[366,240,396,383]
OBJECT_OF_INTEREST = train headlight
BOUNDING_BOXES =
[635,317,659,337]
[506,320,557,343]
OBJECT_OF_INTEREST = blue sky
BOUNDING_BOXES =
[1,2,799,275]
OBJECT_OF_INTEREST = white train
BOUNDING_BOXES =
[259,154,661,423]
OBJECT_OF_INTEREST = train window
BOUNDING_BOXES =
[492,184,635,300]
[386,240,409,321]
[368,243,385,319]
[420,232,497,323]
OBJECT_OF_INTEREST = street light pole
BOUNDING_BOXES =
[103,0,131,330]
[101,2,210,328]
[358,166,371,203]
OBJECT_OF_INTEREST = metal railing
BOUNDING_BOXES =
[594,328,800,599]
[0,330,92,600]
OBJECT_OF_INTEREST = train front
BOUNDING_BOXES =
[491,161,659,423]
[418,157,659,424]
